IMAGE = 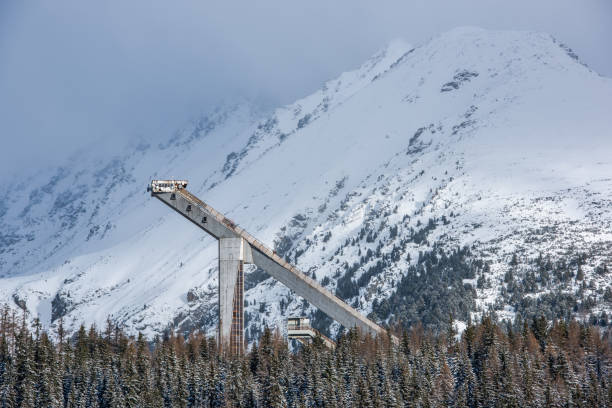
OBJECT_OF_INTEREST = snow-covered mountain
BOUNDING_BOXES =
[1,27,611,340]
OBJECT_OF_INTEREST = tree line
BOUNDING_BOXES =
[1,306,611,407]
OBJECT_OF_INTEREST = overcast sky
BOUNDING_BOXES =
[1,0,610,176]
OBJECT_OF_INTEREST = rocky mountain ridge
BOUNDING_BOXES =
[0,27,610,341]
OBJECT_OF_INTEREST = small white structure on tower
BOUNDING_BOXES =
[287,317,335,349]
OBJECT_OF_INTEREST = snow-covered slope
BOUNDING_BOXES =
[1,27,611,340]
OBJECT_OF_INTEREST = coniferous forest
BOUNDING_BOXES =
[1,307,612,407]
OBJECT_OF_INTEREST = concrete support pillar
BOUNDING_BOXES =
[218,237,252,355]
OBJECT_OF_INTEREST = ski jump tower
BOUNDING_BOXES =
[148,180,392,354]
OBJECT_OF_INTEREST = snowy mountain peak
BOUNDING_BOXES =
[1,27,610,341]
